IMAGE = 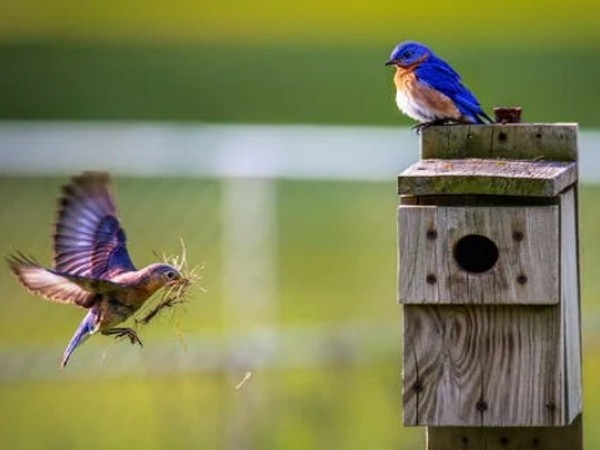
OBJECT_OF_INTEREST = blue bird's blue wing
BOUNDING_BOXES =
[53,172,136,279]
[415,59,491,124]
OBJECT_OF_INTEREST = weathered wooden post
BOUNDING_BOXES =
[397,122,583,449]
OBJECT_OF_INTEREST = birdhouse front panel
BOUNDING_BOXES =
[402,303,563,427]
[399,205,559,305]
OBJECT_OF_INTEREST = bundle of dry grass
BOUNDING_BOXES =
[135,240,202,326]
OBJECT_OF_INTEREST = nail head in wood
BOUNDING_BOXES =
[476,400,488,412]
[426,229,438,240]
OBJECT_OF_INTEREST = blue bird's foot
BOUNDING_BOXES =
[411,118,458,134]
[103,327,143,347]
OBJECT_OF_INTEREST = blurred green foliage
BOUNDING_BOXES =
[1,0,599,48]
[0,43,599,126]
[0,0,599,126]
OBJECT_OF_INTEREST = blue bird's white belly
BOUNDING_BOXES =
[395,89,436,122]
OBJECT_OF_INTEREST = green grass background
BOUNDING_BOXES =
[1,43,600,127]
[0,0,599,127]
[1,178,600,449]
[1,1,600,448]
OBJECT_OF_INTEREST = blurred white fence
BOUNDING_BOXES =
[0,121,418,179]
[1,121,600,180]
[0,121,598,381]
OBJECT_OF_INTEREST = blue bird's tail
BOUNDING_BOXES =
[479,110,494,124]
[61,309,99,368]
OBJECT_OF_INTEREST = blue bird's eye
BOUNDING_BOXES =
[403,51,412,59]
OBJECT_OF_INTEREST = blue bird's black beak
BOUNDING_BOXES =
[385,59,397,66]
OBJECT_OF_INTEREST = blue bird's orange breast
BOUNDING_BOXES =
[393,66,462,122]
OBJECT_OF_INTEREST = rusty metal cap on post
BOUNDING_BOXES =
[494,107,522,124]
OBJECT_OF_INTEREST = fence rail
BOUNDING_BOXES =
[1,121,600,181]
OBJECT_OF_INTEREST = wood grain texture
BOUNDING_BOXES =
[560,188,583,422]
[420,124,578,161]
[426,414,582,450]
[403,305,563,427]
[398,205,559,305]
[397,159,577,197]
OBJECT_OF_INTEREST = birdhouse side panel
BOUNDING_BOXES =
[560,188,583,423]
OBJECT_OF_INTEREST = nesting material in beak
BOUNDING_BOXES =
[136,239,202,326]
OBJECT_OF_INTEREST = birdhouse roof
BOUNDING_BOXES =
[398,158,577,197]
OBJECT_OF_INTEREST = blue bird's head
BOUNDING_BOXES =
[385,41,432,68]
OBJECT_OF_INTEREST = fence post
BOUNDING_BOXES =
[397,122,583,449]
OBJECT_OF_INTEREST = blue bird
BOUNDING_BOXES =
[385,41,492,126]
[7,172,185,368]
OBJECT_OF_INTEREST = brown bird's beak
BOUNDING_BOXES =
[166,277,183,287]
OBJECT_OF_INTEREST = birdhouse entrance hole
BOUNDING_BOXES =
[453,234,499,274]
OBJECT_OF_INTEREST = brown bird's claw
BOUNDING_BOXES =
[104,327,144,347]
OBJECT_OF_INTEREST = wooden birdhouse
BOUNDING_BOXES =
[397,124,582,447]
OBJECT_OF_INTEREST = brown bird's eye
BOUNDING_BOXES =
[166,271,176,279]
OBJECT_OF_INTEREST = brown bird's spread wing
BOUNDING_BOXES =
[56,271,129,294]
[54,172,136,279]
[7,254,97,308]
